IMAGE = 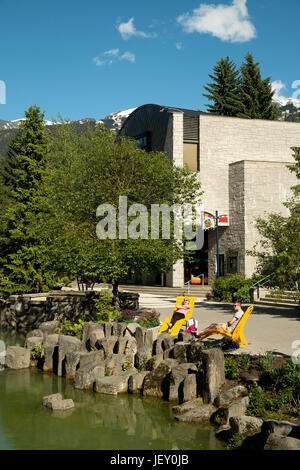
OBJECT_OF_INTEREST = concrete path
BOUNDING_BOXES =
[136,292,300,358]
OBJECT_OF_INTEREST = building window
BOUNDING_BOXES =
[227,253,239,274]
[135,132,150,151]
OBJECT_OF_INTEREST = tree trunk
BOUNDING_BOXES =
[112,280,119,307]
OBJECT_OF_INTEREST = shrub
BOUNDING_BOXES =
[32,342,43,360]
[137,310,160,328]
[211,274,252,303]
[224,356,240,379]
[120,309,136,322]
[62,317,86,340]
[259,351,274,373]
[94,289,121,324]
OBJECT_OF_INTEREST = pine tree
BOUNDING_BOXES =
[203,57,243,116]
[238,53,279,120]
[0,105,55,296]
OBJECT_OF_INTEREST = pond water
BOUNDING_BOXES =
[0,329,224,451]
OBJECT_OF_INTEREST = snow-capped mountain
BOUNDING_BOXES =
[272,95,300,121]
[0,108,137,156]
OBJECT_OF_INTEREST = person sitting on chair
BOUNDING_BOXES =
[167,298,191,333]
[195,301,244,338]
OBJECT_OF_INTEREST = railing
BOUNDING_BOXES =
[184,274,205,294]
[251,273,275,299]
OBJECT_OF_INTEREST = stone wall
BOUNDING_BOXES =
[0,290,139,332]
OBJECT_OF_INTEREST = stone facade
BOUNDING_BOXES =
[120,105,300,286]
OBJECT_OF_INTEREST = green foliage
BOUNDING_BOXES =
[94,290,121,324]
[204,53,279,121]
[31,342,43,360]
[136,310,160,328]
[247,359,300,418]
[122,360,133,371]
[238,53,279,120]
[0,105,61,297]
[224,356,240,379]
[203,56,243,116]
[224,354,251,379]
[259,351,274,373]
[211,274,252,302]
[62,317,86,340]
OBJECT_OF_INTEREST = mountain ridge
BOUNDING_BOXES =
[1,100,299,156]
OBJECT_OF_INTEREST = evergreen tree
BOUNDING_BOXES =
[238,53,279,120]
[0,105,56,296]
[203,56,243,116]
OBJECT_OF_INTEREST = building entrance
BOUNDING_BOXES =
[184,231,208,285]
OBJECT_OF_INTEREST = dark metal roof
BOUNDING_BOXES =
[119,103,207,135]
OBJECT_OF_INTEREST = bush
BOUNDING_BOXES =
[120,309,136,322]
[211,274,252,303]
[137,310,160,328]
[62,317,86,340]
[224,356,240,379]
[94,289,121,324]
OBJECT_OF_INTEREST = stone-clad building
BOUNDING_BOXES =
[119,104,300,287]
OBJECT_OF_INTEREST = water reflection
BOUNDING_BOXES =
[0,329,224,450]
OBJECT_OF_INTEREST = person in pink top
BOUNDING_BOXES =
[167,298,191,332]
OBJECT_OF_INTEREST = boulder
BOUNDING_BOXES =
[135,326,147,349]
[229,416,263,435]
[187,341,203,364]
[24,336,43,351]
[128,371,149,394]
[104,353,129,376]
[42,334,59,372]
[211,396,249,426]
[264,434,300,451]
[39,321,60,338]
[65,351,82,379]
[97,337,118,357]
[168,363,197,402]
[81,322,104,351]
[182,373,198,403]
[75,362,105,390]
[173,342,190,364]
[214,385,248,408]
[201,348,225,404]
[155,334,174,355]
[144,327,160,353]
[87,329,105,351]
[174,404,216,423]
[25,329,43,340]
[95,368,137,395]
[172,397,204,414]
[57,335,81,376]
[42,393,75,411]
[142,359,177,398]
[125,323,140,337]
[6,346,31,369]
[261,420,300,440]
[112,323,127,337]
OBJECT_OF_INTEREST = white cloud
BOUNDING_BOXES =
[271,80,287,97]
[117,17,157,40]
[119,51,135,63]
[93,56,106,66]
[177,0,256,43]
[175,42,184,50]
[93,49,135,66]
[104,49,120,56]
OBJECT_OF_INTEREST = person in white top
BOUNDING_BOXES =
[195,301,244,338]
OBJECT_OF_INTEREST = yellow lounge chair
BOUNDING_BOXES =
[158,296,196,337]
[197,305,254,348]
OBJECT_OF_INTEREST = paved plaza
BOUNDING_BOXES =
[137,292,300,358]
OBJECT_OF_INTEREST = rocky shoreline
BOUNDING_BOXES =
[3,319,300,451]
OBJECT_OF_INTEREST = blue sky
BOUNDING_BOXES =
[0,0,299,121]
